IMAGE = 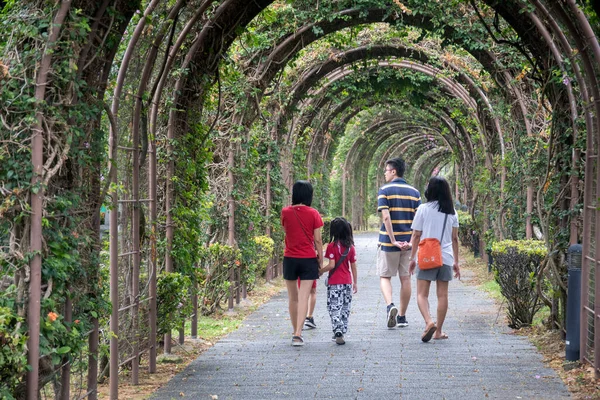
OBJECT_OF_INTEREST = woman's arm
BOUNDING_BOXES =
[408,230,422,275]
[452,227,460,279]
[314,227,323,265]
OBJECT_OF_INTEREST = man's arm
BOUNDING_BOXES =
[381,209,403,249]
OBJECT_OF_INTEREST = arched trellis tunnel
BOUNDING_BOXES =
[1,1,600,398]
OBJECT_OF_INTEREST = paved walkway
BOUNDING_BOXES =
[152,232,570,399]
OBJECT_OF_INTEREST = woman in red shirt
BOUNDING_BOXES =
[281,181,323,346]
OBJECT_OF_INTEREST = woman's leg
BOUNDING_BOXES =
[295,280,313,337]
[435,280,449,337]
[416,279,433,325]
[285,279,299,334]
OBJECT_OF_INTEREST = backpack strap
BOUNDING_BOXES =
[329,246,350,278]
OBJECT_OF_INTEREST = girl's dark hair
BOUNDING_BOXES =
[329,217,353,248]
[292,180,313,206]
[424,176,456,215]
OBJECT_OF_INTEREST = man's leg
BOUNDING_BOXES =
[380,276,393,305]
[399,275,412,316]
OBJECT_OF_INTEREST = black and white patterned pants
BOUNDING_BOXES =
[327,284,353,334]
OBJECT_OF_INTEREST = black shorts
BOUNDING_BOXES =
[283,257,319,281]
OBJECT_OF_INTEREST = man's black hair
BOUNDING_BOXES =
[424,176,456,215]
[292,180,314,206]
[385,157,406,177]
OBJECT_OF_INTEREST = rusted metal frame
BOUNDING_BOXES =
[128,0,189,371]
[549,0,600,372]
[528,7,581,248]
[26,2,72,399]
[227,143,236,311]
[118,347,150,367]
[533,1,589,246]
[559,2,600,374]
[500,68,535,238]
[412,148,452,189]
[118,296,153,313]
[161,1,231,351]
[59,292,72,400]
[146,0,214,356]
[108,0,161,394]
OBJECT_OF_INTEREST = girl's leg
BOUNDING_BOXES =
[340,285,352,334]
[435,281,449,337]
[308,285,317,318]
[416,279,433,325]
[285,279,299,334]
[327,285,344,334]
[295,280,313,337]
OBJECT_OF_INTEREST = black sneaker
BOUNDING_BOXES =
[335,331,345,345]
[396,315,408,328]
[386,305,398,329]
[304,317,316,329]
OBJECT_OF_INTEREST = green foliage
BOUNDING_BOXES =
[157,272,193,336]
[197,243,241,315]
[252,235,275,279]
[0,305,27,398]
[490,240,548,328]
[322,216,332,243]
[457,210,476,249]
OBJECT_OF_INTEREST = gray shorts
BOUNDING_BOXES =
[417,264,453,282]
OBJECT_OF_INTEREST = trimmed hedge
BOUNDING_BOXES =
[490,240,548,328]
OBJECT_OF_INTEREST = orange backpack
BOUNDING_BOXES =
[418,213,448,270]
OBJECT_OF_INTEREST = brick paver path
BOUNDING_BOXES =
[152,232,570,399]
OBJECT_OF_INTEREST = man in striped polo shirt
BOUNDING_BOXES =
[377,157,421,329]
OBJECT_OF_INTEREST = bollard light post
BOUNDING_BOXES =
[565,244,583,361]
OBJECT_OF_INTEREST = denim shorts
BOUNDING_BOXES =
[417,264,453,282]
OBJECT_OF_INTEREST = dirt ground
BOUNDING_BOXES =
[459,249,600,400]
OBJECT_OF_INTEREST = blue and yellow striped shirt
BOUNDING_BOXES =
[377,178,421,252]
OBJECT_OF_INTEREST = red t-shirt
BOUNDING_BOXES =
[281,205,323,258]
[325,242,357,285]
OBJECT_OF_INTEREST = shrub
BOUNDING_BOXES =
[490,240,548,328]
[0,306,27,399]
[457,210,476,249]
[322,216,332,243]
[253,235,275,278]
[157,272,193,336]
[196,243,241,315]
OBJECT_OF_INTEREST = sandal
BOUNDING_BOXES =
[421,323,437,343]
[291,335,304,347]
[433,333,449,340]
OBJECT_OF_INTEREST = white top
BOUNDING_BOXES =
[411,201,459,266]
